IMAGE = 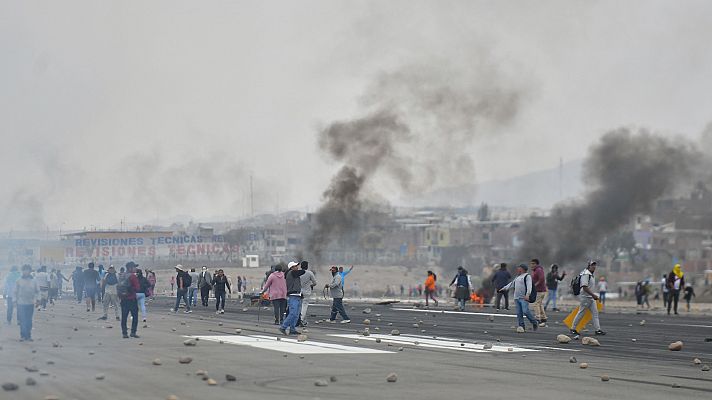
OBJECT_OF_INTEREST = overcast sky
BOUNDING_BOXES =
[1,0,711,231]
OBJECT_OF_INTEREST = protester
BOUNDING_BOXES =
[571,261,605,337]
[242,276,247,292]
[449,266,472,311]
[635,281,644,309]
[83,262,100,312]
[326,265,351,323]
[72,266,84,303]
[598,276,608,308]
[198,266,213,307]
[338,265,354,287]
[97,264,106,302]
[118,261,141,338]
[136,269,151,321]
[491,263,512,311]
[55,269,69,299]
[666,264,685,315]
[35,266,50,310]
[48,269,59,305]
[544,264,566,311]
[4,266,20,325]
[147,270,157,299]
[98,265,120,321]
[237,276,243,294]
[279,261,306,335]
[15,265,39,341]
[188,268,199,307]
[661,273,669,308]
[529,259,547,325]
[262,265,287,325]
[683,283,695,312]
[212,269,231,314]
[498,264,538,332]
[170,275,175,295]
[172,265,192,313]
[641,280,651,308]
[298,261,317,327]
[424,270,439,307]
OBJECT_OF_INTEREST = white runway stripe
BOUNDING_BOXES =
[187,335,393,354]
[391,308,517,318]
[329,334,539,353]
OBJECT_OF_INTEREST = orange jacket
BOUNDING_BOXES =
[424,275,436,291]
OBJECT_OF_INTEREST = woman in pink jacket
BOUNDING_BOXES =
[261,265,287,325]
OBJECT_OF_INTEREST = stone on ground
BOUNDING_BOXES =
[516,326,525,333]
[581,337,600,346]
[557,334,571,343]
[391,329,400,336]
[601,374,610,382]
[579,363,588,369]
[569,356,577,363]
[329,376,338,382]
[297,335,308,342]
[386,373,398,382]
[668,341,683,351]
[225,374,237,382]
[95,373,105,380]
[152,359,162,365]
[314,379,329,387]
[363,319,371,325]
[183,339,198,346]
[2,383,19,391]
[25,377,37,386]
[693,358,702,365]
[235,329,242,334]
[206,378,217,386]
[701,365,710,371]
[178,356,193,364]
[363,308,372,314]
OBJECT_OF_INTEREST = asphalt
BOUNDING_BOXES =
[1,295,711,400]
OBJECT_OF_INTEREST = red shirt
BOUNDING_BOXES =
[125,273,140,300]
[532,266,547,292]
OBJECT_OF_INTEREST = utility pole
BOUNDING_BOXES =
[559,157,563,201]
[250,174,254,217]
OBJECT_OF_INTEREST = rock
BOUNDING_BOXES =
[639,320,646,326]
[386,373,398,383]
[483,344,493,350]
[398,347,404,351]
[171,328,177,332]
[196,370,208,376]
[95,373,105,380]
[362,330,370,337]
[2,383,19,391]
[73,327,78,331]
[25,377,37,386]
[579,363,588,369]
[225,374,237,381]
[242,308,248,312]
[39,372,49,377]
[329,376,338,382]
[693,358,702,365]
[569,356,577,363]
[516,326,525,333]
[235,329,242,335]
[25,365,38,372]
[47,360,55,365]
[297,335,308,342]
[375,338,382,343]
[581,337,600,346]
[701,365,710,372]
[89,351,95,355]
[206,378,217,386]
[507,347,513,352]
[483,331,488,334]
[178,357,193,364]
[218,322,223,326]
[363,308,372,314]
[180,321,186,325]
[363,319,371,325]
[672,383,680,388]
[52,342,60,348]
[488,315,495,322]
[601,374,610,382]
[631,338,637,342]
[314,379,329,387]
[183,339,197,347]
[668,341,683,351]
[375,313,382,317]
[391,330,400,336]
[152,359,162,365]
[557,334,572,344]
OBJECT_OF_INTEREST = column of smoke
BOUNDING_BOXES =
[517,127,698,264]
[307,61,525,260]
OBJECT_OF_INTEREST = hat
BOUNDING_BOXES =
[287,261,299,269]
[175,264,185,272]
[125,261,139,269]
[107,265,116,271]
[518,263,528,271]
[588,260,597,267]
[330,266,338,271]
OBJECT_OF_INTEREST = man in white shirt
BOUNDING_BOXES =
[298,261,317,327]
[571,261,606,337]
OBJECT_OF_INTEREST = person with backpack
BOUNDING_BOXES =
[498,263,538,332]
[424,271,439,307]
[544,264,566,312]
[118,261,141,338]
[172,265,192,313]
[15,265,39,341]
[262,265,287,325]
[449,266,472,311]
[326,265,351,324]
[570,261,605,337]
[491,263,512,311]
[197,266,213,307]
[98,265,120,321]
[136,269,151,321]
[211,269,231,314]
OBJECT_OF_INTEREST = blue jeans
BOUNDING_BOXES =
[544,288,558,310]
[281,296,302,333]
[458,299,466,311]
[174,289,190,311]
[330,297,350,321]
[17,304,34,340]
[6,296,14,324]
[188,288,198,306]
[515,299,537,328]
[136,293,147,320]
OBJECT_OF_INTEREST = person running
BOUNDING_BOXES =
[498,263,538,332]
[424,271,439,307]
[98,265,120,321]
[298,261,317,327]
[212,269,231,314]
[172,265,192,313]
[71,266,84,303]
[35,266,50,310]
[683,283,695,312]
[279,262,306,335]
[530,259,547,325]
[262,265,287,325]
[544,264,566,311]
[449,266,472,311]
[197,266,213,307]
[491,263,512,311]
[83,263,100,312]
[188,268,199,307]
[15,265,39,342]
[136,269,151,321]
[118,262,141,338]
[571,261,605,337]
[666,264,685,315]
[4,266,20,325]
[326,265,350,324]
[598,276,608,308]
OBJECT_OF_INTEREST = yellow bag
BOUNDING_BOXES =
[564,300,603,331]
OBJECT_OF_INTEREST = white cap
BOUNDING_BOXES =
[175,264,185,272]
[287,261,299,268]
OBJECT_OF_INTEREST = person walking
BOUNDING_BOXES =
[83,263,100,312]
[298,261,317,327]
[4,266,20,325]
[237,276,243,294]
[262,265,287,325]
[197,266,213,307]
[683,283,695,312]
[15,265,39,341]
[212,269,231,314]
[544,264,566,311]
[97,265,106,303]
[449,267,472,311]
[326,266,350,323]
[242,276,247,292]
[598,277,608,309]
[118,262,141,338]
[172,265,192,313]
[71,266,84,303]
[661,273,669,308]
[279,262,306,335]
[170,275,175,295]
[666,264,685,315]
[136,269,151,321]
[48,269,59,305]
[56,269,69,299]
[147,270,156,299]
[98,265,120,321]
[571,261,606,337]
[188,268,199,307]
[35,266,50,310]
[530,259,547,325]
[498,264,538,332]
[491,263,512,311]
[424,271,439,307]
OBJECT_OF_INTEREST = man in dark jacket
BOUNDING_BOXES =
[279,262,306,335]
[197,266,213,307]
[212,269,231,314]
[119,261,141,339]
[491,263,512,311]
[544,264,566,311]
[172,265,192,313]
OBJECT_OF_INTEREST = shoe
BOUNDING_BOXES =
[220,309,225,314]
[86,308,90,312]
[273,321,280,325]
[216,311,221,315]
[570,329,579,335]
[185,310,192,313]
[340,320,351,324]
[594,330,606,336]
[98,316,107,320]
[532,322,538,331]
[302,321,308,327]
[142,319,146,322]
[130,333,140,338]
[289,330,301,335]
[278,328,287,335]
[122,334,129,339]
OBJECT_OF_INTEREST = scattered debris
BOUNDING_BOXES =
[178,357,193,364]
[639,320,646,326]
[557,334,572,344]
[391,330,400,336]
[601,374,610,382]
[225,374,237,382]
[672,383,680,388]
[242,308,248,312]
[95,373,105,380]
[516,327,525,333]
[483,344,493,350]
[297,335,308,342]
[25,366,38,372]
[693,358,702,365]
[569,356,577,363]
[668,341,683,351]
[196,370,208,376]
[2,383,19,391]
[631,339,637,342]
[206,378,217,386]
[581,337,601,346]
[235,329,242,335]
[25,377,36,386]
[702,365,710,372]
[398,347,404,351]
[579,363,588,369]
[363,319,371,325]
[314,379,329,387]
[386,373,398,383]
[375,338,382,343]
[153,359,162,366]
[183,339,198,347]
[363,308,372,314]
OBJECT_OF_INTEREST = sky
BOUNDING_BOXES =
[1,0,712,231]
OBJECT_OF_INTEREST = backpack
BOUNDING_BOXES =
[183,273,192,288]
[524,275,537,303]
[571,273,582,296]
[117,274,133,299]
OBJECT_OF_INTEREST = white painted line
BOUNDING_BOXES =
[400,333,577,352]
[187,335,393,355]
[392,308,517,318]
[329,334,538,353]
[656,323,712,328]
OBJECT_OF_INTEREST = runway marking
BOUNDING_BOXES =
[656,323,712,328]
[187,335,393,355]
[391,308,517,318]
[328,333,553,353]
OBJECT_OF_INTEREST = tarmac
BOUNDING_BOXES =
[1,295,711,399]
